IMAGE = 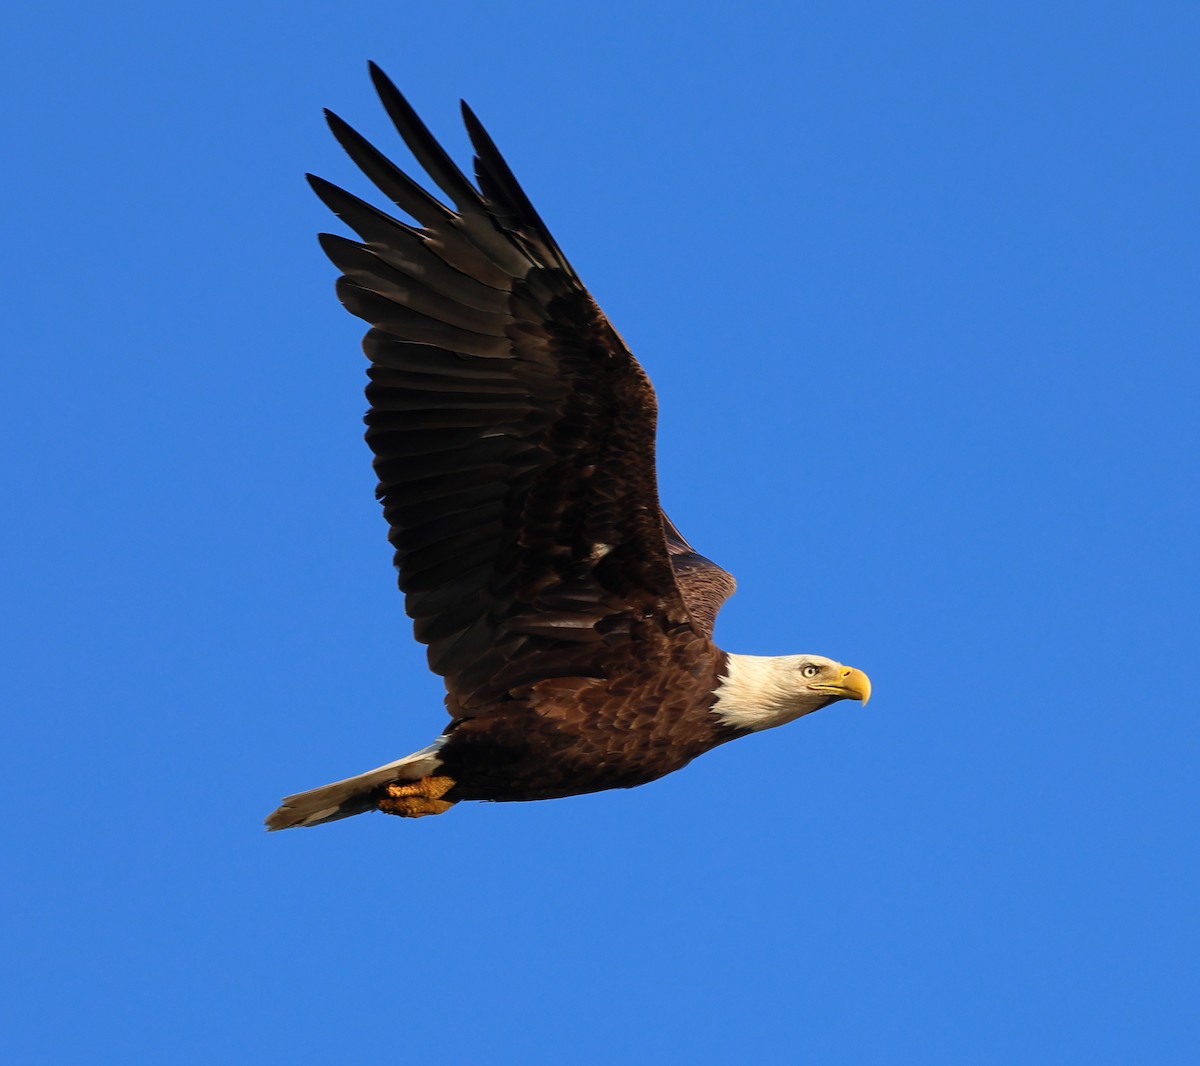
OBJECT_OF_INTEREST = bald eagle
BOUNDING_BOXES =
[265,65,871,830]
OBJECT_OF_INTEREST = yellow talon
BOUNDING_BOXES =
[378,776,457,818]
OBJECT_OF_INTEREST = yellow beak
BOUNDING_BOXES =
[814,665,872,706]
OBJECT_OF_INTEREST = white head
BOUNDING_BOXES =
[712,653,872,732]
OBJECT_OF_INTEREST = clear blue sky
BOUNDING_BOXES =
[4,2,1197,1062]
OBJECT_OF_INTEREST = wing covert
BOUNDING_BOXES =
[662,513,737,636]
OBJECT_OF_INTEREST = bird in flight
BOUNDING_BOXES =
[266,65,871,830]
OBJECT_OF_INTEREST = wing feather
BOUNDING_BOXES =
[662,513,737,637]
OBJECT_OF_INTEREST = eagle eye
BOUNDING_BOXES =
[801,664,821,678]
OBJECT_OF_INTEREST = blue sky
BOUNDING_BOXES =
[4,1,1197,1062]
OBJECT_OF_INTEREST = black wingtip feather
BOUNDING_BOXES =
[307,173,422,246]
[367,64,481,215]
[307,172,350,215]
[459,101,572,274]
[323,108,457,229]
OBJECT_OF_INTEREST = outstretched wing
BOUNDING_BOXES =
[314,65,730,714]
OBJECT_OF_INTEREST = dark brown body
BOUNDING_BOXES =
[438,644,739,801]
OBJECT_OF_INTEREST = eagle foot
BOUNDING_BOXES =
[378,776,457,819]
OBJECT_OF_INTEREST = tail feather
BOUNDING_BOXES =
[265,740,445,831]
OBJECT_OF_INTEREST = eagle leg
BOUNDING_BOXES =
[378,776,457,818]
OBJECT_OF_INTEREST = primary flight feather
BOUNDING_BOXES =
[266,64,871,830]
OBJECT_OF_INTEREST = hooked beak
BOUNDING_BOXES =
[812,665,872,707]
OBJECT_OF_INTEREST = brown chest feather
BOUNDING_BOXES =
[438,641,738,802]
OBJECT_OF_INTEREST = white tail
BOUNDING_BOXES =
[265,740,445,830]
